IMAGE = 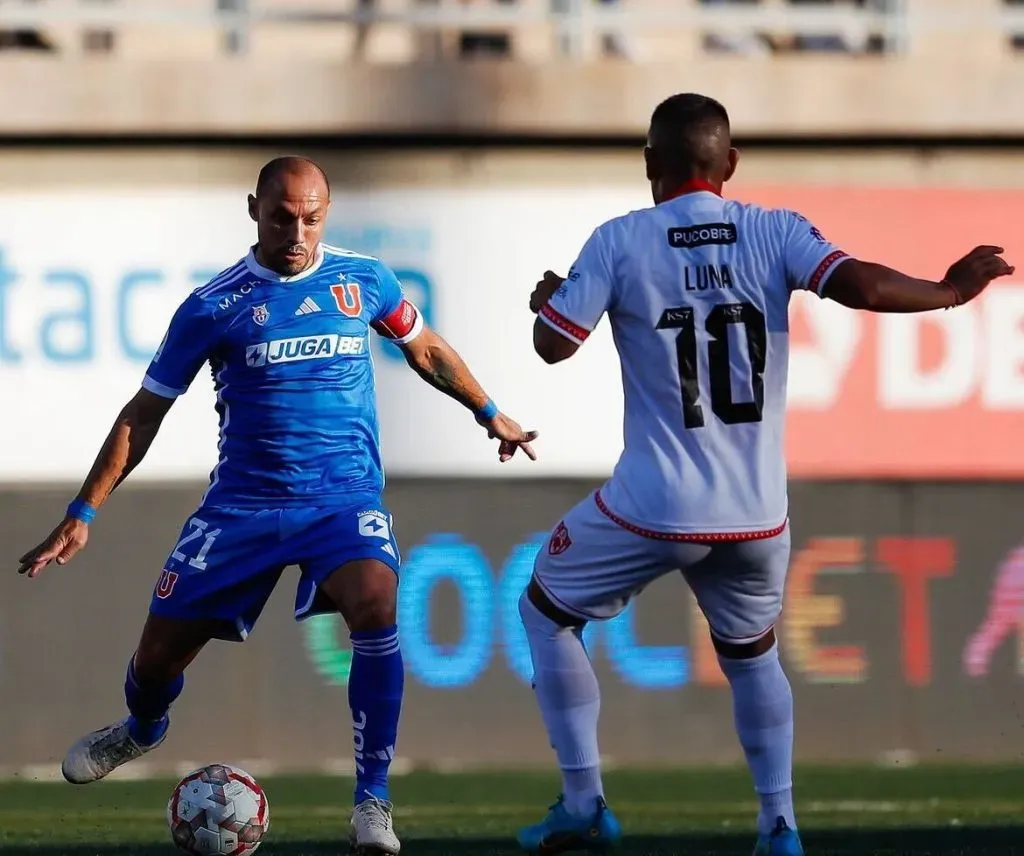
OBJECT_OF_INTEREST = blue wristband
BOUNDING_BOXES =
[475,399,499,421]
[66,498,97,525]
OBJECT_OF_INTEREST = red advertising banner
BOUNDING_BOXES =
[736,186,1024,477]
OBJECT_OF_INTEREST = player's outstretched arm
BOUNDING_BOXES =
[397,326,539,462]
[16,388,174,578]
[823,246,1014,313]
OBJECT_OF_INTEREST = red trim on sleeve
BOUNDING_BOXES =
[808,250,848,294]
[540,304,591,343]
[372,298,419,340]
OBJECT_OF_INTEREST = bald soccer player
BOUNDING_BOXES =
[18,157,538,856]
[516,94,1013,856]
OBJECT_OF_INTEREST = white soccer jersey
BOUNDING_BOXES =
[539,184,848,537]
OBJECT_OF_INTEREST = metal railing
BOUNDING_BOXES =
[0,1,1019,59]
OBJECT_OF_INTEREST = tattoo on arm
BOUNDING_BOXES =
[408,333,489,413]
[427,361,459,393]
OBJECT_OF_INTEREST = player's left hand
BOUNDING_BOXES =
[529,271,566,314]
[478,413,539,462]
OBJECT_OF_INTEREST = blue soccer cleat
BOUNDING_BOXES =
[517,795,622,854]
[753,816,804,856]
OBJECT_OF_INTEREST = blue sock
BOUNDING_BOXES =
[124,658,182,747]
[718,644,796,836]
[349,625,404,804]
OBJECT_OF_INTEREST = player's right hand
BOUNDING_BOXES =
[944,246,1015,305]
[17,517,89,578]
[478,412,540,463]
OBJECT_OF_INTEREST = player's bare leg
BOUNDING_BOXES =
[715,629,803,856]
[62,614,217,784]
[516,578,622,854]
[320,558,403,856]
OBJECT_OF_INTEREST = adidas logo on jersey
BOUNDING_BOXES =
[294,297,321,316]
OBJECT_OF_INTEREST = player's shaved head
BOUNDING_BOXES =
[644,93,738,203]
[248,156,332,276]
[255,156,331,199]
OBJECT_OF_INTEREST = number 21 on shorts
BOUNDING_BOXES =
[171,517,221,572]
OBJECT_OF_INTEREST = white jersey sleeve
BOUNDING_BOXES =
[779,210,849,296]
[539,225,616,345]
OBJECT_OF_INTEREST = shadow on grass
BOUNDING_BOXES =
[4,827,1024,856]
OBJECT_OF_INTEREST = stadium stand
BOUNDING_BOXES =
[0,1,1018,137]
[0,0,1018,60]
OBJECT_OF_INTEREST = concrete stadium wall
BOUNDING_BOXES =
[0,56,1021,137]
[3,145,1024,191]
[0,479,1021,776]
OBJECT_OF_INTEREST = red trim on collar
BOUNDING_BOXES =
[664,179,723,201]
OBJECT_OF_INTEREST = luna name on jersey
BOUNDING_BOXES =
[667,222,737,292]
[683,264,734,292]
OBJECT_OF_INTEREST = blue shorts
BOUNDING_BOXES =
[149,501,401,640]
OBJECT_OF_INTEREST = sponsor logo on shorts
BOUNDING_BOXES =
[667,222,737,249]
[548,521,572,555]
[245,334,366,367]
[358,510,391,540]
[155,569,179,600]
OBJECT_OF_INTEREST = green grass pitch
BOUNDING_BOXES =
[1,766,1022,855]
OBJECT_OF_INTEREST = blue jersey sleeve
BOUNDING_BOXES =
[369,261,424,344]
[142,293,218,399]
[371,261,405,321]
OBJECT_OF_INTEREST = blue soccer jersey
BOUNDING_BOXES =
[143,244,424,509]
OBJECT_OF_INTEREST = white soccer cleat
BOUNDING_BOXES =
[61,716,165,784]
[349,794,401,855]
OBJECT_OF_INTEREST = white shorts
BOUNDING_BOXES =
[532,491,792,644]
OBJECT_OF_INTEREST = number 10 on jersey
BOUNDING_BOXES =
[657,302,767,429]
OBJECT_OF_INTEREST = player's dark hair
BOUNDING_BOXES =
[255,156,331,198]
[648,93,732,180]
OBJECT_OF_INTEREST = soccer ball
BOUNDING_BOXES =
[167,764,270,855]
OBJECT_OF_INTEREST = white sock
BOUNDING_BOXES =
[519,590,604,818]
[717,642,796,835]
